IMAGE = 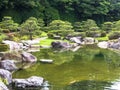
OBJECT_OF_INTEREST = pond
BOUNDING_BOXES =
[13,46,120,90]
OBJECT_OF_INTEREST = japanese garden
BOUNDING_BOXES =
[1,0,120,90]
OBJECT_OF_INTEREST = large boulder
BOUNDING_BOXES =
[0,81,9,90]
[0,60,18,72]
[0,69,12,85]
[2,40,21,51]
[84,37,95,44]
[21,52,37,62]
[13,76,44,88]
[108,40,120,49]
[51,41,71,48]
[70,37,82,44]
[97,41,108,49]
[109,42,120,49]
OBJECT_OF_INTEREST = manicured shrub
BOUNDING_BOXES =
[1,29,10,33]
[67,32,86,38]
[108,31,120,40]
[34,30,42,36]
[0,16,19,32]
[86,31,106,37]
[47,33,54,39]
[0,34,7,43]
[74,20,99,32]
[101,31,106,37]
[49,30,74,37]
[102,22,113,32]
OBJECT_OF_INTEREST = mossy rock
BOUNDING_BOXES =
[0,44,9,52]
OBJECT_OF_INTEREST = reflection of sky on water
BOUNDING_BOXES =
[108,80,120,90]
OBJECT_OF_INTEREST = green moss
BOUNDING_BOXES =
[0,44,9,52]
[0,77,8,85]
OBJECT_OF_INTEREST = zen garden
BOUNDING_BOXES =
[1,0,120,90]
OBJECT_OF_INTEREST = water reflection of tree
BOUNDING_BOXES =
[73,48,100,62]
[64,80,112,90]
[103,49,120,70]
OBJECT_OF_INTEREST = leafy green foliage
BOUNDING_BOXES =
[0,0,119,24]
[0,16,19,32]
[108,31,120,40]
[112,20,120,31]
[86,31,106,37]
[20,17,40,40]
[49,30,74,37]
[43,7,60,26]
[48,20,73,31]
[0,33,7,42]
[102,22,113,32]
[74,19,99,32]
[46,20,74,37]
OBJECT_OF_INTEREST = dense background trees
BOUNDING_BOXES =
[0,0,120,25]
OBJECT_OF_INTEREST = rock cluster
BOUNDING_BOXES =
[0,50,45,90]
[98,38,120,49]
[13,76,44,88]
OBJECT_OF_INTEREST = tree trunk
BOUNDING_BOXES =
[29,30,32,40]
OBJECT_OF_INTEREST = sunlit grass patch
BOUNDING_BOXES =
[40,38,69,46]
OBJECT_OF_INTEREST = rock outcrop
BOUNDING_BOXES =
[51,41,71,48]
[2,40,21,51]
[70,37,82,44]
[0,60,18,72]
[97,41,108,49]
[13,76,44,88]
[21,52,37,62]
[84,37,95,44]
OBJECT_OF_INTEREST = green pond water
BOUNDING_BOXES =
[13,46,120,90]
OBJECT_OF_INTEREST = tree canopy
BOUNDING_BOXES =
[0,0,119,24]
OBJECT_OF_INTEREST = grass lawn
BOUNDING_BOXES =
[96,35,109,41]
[40,38,69,46]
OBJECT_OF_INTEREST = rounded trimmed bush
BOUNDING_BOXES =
[108,32,120,40]
[86,31,106,37]
[49,30,74,37]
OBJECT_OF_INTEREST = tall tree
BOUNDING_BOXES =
[20,17,40,40]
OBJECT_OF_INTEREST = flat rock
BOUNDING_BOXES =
[40,59,53,63]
